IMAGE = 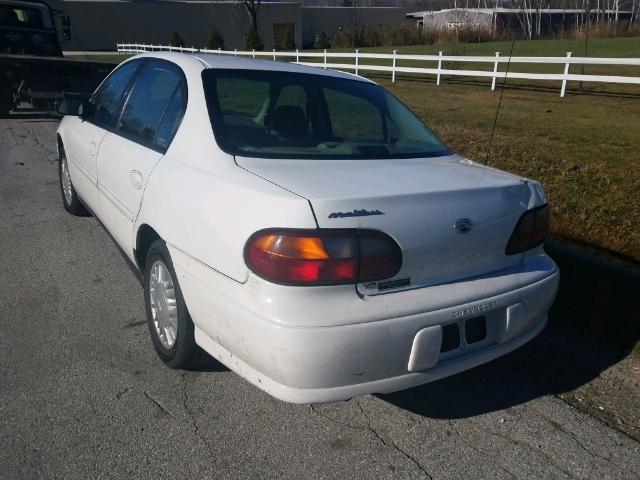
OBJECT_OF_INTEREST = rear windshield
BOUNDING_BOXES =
[202,69,450,160]
[0,6,47,29]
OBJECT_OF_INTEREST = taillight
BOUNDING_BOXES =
[505,204,550,255]
[244,229,402,286]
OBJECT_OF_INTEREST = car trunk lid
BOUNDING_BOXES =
[236,154,546,294]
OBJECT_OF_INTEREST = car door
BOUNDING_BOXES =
[63,60,143,212]
[96,59,186,255]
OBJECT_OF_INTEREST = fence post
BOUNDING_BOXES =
[491,52,500,91]
[561,51,572,97]
[273,49,276,61]
[323,49,327,69]
[436,51,443,86]
[355,49,359,76]
[296,49,299,63]
[392,50,397,83]
[252,49,256,59]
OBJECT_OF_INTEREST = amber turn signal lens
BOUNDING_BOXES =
[253,235,329,260]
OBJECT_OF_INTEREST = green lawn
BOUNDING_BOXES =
[343,36,640,57]
[74,37,640,262]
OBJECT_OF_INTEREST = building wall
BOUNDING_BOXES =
[422,10,493,30]
[49,1,412,52]
[48,1,302,51]
[300,7,409,48]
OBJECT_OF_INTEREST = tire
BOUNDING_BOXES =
[0,89,12,117]
[59,145,88,216]
[144,239,198,369]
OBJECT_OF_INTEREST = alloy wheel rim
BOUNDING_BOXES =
[149,260,178,349]
[60,155,73,205]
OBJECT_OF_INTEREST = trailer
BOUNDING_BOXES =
[0,0,116,115]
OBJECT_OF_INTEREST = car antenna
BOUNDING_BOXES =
[484,21,518,166]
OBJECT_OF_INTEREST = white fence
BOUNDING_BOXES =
[116,43,640,97]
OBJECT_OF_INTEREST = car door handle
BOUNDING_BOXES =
[88,141,96,156]
[129,170,143,190]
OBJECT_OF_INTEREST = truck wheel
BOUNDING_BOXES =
[59,145,88,215]
[144,239,199,369]
[0,89,12,117]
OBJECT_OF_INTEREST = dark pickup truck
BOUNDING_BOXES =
[0,0,115,114]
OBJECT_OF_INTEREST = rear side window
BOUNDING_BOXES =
[89,61,141,128]
[118,61,183,145]
[154,84,186,150]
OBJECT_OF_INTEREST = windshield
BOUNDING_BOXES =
[202,69,451,160]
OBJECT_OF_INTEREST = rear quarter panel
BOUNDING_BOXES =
[135,154,317,283]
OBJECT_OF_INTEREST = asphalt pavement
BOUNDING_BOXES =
[1,118,638,479]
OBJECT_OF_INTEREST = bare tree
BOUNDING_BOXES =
[630,0,638,31]
[243,0,262,35]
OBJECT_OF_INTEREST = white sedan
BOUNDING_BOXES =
[56,52,559,404]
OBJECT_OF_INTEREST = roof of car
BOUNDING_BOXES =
[133,51,373,83]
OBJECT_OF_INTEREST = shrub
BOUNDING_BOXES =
[205,27,225,50]
[169,32,186,48]
[433,26,493,45]
[331,24,434,48]
[313,31,331,50]
[564,20,640,40]
[245,29,264,51]
[330,24,496,48]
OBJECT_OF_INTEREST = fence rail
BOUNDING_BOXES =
[116,43,640,97]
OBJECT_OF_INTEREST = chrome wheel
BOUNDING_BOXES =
[60,154,73,205]
[149,260,178,349]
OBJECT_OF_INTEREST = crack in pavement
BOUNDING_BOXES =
[355,399,434,480]
[309,403,362,431]
[543,413,638,479]
[115,387,131,400]
[447,419,518,480]
[123,319,146,329]
[143,390,170,417]
[180,372,217,460]
[554,393,640,452]
[465,371,638,477]
[28,256,45,287]
[486,427,582,480]
[309,400,433,478]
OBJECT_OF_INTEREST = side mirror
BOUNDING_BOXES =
[61,15,71,42]
[56,97,86,117]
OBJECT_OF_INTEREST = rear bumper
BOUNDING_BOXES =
[171,247,559,404]
[195,313,548,404]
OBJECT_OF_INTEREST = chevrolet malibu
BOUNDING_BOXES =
[56,52,559,403]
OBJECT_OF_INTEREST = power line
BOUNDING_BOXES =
[484,23,518,165]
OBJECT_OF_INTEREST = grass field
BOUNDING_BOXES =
[75,37,640,262]
[341,36,640,57]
